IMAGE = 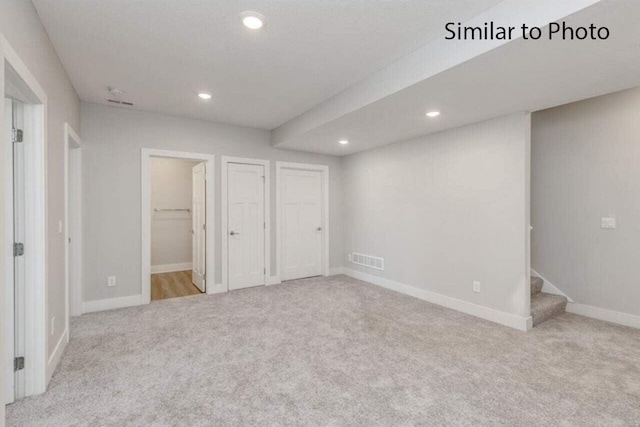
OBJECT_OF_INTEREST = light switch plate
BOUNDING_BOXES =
[473,281,481,293]
[601,217,616,229]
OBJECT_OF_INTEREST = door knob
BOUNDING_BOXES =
[316,227,322,231]
[230,231,240,236]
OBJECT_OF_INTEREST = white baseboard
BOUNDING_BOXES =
[82,294,142,314]
[342,268,532,331]
[207,283,227,294]
[151,262,192,274]
[46,327,68,383]
[329,267,344,276]
[266,276,281,286]
[566,303,640,329]
[530,269,574,302]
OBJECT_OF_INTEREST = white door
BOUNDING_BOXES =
[5,99,26,404]
[4,98,15,404]
[191,162,206,292]
[227,163,265,290]
[281,169,323,281]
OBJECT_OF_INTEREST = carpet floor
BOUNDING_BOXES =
[6,275,640,426]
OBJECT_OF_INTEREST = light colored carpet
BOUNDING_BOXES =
[6,275,640,426]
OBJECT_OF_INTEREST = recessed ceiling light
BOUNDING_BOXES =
[339,140,349,145]
[198,92,212,100]
[426,111,441,118]
[241,11,265,30]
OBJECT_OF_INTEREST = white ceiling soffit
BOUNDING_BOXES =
[272,0,640,156]
[32,0,503,130]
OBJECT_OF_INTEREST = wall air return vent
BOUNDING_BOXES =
[351,252,384,271]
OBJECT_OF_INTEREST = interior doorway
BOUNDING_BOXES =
[149,157,204,301]
[4,97,25,404]
[65,123,82,322]
[141,149,215,304]
[2,49,48,403]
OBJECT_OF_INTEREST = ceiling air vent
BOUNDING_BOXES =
[107,99,134,107]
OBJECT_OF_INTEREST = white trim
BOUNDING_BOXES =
[1,33,49,400]
[46,327,67,383]
[275,162,330,283]
[212,284,227,294]
[82,295,143,314]
[566,303,640,329]
[150,262,193,274]
[141,149,218,304]
[342,268,532,331]
[64,123,82,325]
[3,98,14,406]
[266,276,281,286]
[221,156,271,291]
[530,269,574,302]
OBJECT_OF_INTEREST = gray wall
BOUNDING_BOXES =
[81,102,344,302]
[532,87,640,316]
[0,0,81,366]
[342,113,531,317]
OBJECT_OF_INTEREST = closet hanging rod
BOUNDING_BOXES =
[154,208,191,212]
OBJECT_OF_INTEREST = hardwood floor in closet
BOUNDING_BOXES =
[151,270,202,301]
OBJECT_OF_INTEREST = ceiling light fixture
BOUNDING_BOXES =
[198,92,212,100]
[426,111,441,118]
[108,86,124,97]
[241,11,265,30]
[339,140,349,145]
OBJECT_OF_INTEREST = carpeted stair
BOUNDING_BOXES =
[530,276,567,326]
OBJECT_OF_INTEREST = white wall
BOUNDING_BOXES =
[532,87,640,317]
[81,102,343,303]
[0,0,80,411]
[342,113,531,321]
[151,158,198,268]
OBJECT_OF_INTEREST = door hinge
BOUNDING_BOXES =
[14,357,25,372]
[203,224,206,231]
[13,242,25,257]
[263,222,266,229]
[264,268,266,274]
[12,128,23,143]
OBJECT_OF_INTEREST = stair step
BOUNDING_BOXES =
[530,276,543,296]
[531,293,568,326]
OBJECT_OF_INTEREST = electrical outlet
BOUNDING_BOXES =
[107,276,117,287]
[473,281,481,293]
[51,317,55,336]
[347,253,352,262]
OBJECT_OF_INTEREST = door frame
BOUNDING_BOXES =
[275,162,330,282]
[1,34,49,402]
[221,156,272,289]
[64,123,82,322]
[140,148,217,304]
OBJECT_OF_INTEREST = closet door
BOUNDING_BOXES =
[227,163,265,290]
[281,169,322,281]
